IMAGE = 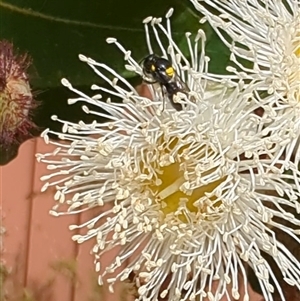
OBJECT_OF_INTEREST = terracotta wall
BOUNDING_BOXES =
[1,138,128,301]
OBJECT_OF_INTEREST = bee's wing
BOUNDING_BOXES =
[171,72,190,92]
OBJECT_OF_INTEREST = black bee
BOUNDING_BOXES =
[141,54,189,111]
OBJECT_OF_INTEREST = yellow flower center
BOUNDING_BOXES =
[142,136,226,222]
[295,46,300,58]
[153,163,224,217]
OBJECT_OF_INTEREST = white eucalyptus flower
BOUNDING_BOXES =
[190,0,300,299]
[37,8,300,301]
[190,0,300,98]
[190,0,300,168]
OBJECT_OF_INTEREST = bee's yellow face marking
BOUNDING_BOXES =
[166,66,174,77]
[151,64,156,72]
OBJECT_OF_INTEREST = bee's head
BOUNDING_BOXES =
[142,54,175,83]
